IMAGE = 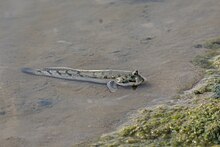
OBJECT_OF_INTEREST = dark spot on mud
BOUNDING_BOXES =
[141,4,148,18]
[79,48,87,51]
[89,53,94,56]
[20,97,60,114]
[55,58,64,64]
[99,19,103,23]
[109,2,115,5]
[194,44,203,48]
[38,99,53,107]
[0,111,6,115]
[140,37,153,44]
[142,9,147,13]
[112,50,120,54]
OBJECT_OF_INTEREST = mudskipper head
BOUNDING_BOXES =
[115,70,146,87]
[132,70,145,86]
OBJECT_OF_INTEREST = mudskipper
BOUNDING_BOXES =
[22,67,146,92]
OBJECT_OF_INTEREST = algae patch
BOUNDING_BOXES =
[204,38,220,50]
[192,51,219,69]
[191,38,220,98]
[92,38,220,147]
[192,55,213,69]
[192,38,220,69]
[94,99,220,146]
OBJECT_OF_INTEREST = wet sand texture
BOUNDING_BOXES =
[0,0,220,146]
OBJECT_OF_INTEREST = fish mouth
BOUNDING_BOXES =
[141,76,147,83]
[136,78,146,85]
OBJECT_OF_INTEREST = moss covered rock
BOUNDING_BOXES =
[204,38,220,50]
[211,55,220,69]
[94,99,220,146]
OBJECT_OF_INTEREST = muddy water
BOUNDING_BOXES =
[0,0,220,146]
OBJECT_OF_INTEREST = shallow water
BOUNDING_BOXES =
[0,0,220,146]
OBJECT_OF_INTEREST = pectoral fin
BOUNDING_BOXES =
[107,81,118,92]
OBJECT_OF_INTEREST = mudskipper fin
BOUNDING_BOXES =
[107,81,118,92]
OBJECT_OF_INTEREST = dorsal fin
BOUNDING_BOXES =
[132,70,138,75]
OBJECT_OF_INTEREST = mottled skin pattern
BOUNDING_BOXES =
[22,67,145,92]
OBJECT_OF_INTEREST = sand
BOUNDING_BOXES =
[0,0,220,146]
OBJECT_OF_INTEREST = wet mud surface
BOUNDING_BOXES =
[0,0,220,146]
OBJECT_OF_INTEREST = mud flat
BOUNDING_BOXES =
[0,0,220,146]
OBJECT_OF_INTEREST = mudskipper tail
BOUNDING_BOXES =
[21,67,44,76]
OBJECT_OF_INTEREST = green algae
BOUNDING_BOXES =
[92,38,220,147]
[193,76,220,95]
[204,38,220,50]
[212,84,220,98]
[93,99,220,146]
[206,69,220,75]
[192,50,219,69]
[192,38,220,96]
[212,55,220,68]
[192,38,220,69]
[192,55,213,69]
